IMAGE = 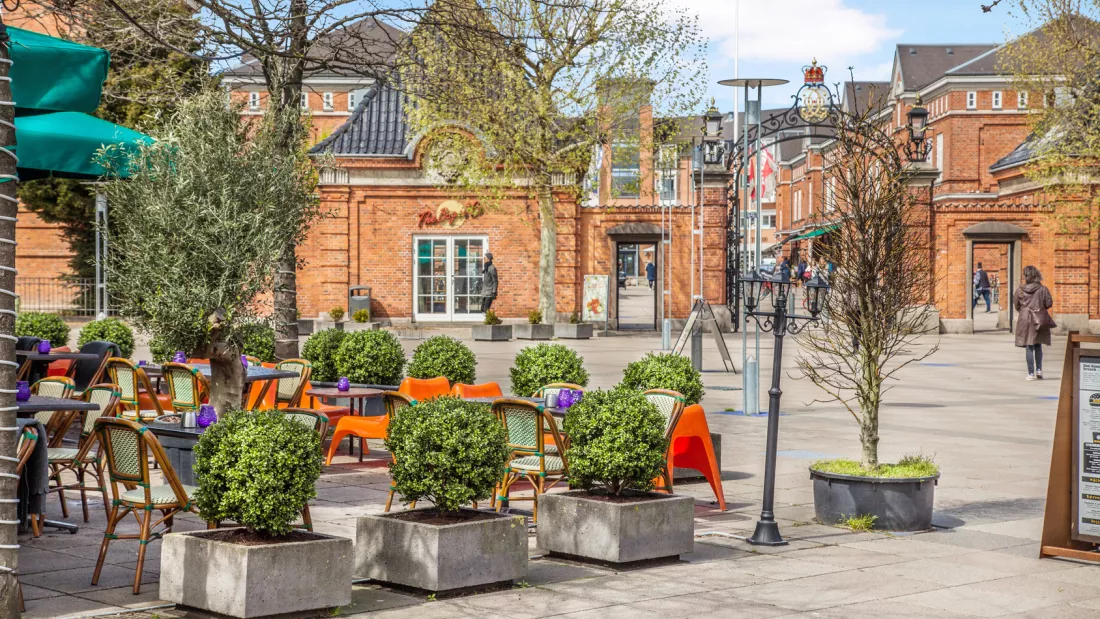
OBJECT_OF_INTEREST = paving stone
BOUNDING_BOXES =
[19,591,120,619]
[797,598,973,618]
[894,582,1067,618]
[842,537,982,559]
[22,564,157,594]
[76,585,166,609]
[17,547,96,574]
[450,587,610,618]
[729,568,939,612]
[19,584,63,601]
[338,584,422,615]
[859,557,1015,586]
[780,544,913,569]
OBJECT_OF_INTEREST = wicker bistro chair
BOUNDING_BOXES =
[106,358,169,421]
[92,417,199,595]
[643,389,687,494]
[491,399,568,522]
[31,377,77,448]
[47,384,121,523]
[382,391,418,512]
[285,408,329,531]
[532,383,586,400]
[67,341,121,396]
[16,425,40,540]
[273,359,312,408]
[162,362,209,412]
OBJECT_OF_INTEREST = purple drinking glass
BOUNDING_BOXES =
[337,377,351,392]
[558,389,574,409]
[37,340,51,354]
[15,381,30,402]
[241,354,248,368]
[137,360,147,367]
[173,351,187,363]
[196,404,218,428]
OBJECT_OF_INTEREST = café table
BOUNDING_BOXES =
[16,395,101,533]
[16,351,101,383]
[143,364,300,408]
[305,387,385,457]
[460,396,570,418]
[146,417,206,486]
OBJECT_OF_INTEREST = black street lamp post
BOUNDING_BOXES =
[741,270,830,545]
[905,94,931,163]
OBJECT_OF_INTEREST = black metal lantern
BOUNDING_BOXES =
[702,99,723,138]
[740,268,766,312]
[804,273,830,317]
[905,95,931,162]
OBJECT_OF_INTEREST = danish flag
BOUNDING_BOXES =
[747,147,777,201]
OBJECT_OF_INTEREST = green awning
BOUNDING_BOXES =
[8,26,109,116]
[794,223,840,241]
[10,112,150,180]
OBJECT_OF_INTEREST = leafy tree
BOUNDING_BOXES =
[100,90,321,412]
[402,0,705,322]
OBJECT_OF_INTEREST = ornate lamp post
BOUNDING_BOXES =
[701,100,724,165]
[742,270,830,545]
[904,94,931,163]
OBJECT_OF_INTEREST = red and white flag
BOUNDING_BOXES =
[747,147,777,201]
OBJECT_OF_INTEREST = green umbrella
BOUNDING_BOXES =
[8,26,109,116]
[9,111,151,180]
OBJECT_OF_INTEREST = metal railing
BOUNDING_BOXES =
[15,277,111,316]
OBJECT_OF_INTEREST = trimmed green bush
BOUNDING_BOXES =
[352,308,371,323]
[564,387,667,496]
[527,309,542,324]
[334,329,405,385]
[77,318,135,358]
[238,322,276,363]
[407,336,476,386]
[509,343,589,397]
[15,312,70,347]
[386,396,508,512]
[301,328,347,382]
[620,352,705,405]
[329,306,345,322]
[483,309,502,325]
[193,410,322,536]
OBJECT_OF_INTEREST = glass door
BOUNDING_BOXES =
[413,236,488,322]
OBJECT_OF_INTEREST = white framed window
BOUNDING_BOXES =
[248,91,260,110]
[656,144,678,204]
[300,92,309,109]
[348,91,357,111]
[935,133,944,182]
[322,92,334,111]
[1018,91,1028,109]
[992,91,1002,110]
[826,177,836,212]
[794,190,803,221]
[966,91,977,110]
[761,213,775,229]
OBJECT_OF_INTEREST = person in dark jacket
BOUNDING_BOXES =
[1014,265,1054,380]
[481,252,498,312]
[779,257,791,282]
[973,262,992,313]
[645,259,656,289]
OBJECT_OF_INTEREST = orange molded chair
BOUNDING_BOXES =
[668,404,726,511]
[451,382,503,398]
[46,346,72,377]
[398,376,450,401]
[324,391,407,465]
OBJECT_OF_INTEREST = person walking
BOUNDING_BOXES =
[645,258,656,290]
[973,262,992,313]
[1014,265,1055,381]
[795,257,808,287]
[779,256,791,282]
[480,252,498,312]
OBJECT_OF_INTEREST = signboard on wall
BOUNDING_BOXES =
[1076,356,1100,542]
[582,275,609,323]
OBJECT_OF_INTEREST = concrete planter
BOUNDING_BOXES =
[537,491,694,564]
[356,509,527,593]
[297,319,315,336]
[472,325,513,341]
[554,323,594,339]
[346,321,381,332]
[810,468,939,532]
[514,324,554,340]
[160,529,352,618]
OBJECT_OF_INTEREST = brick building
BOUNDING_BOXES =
[769,38,1100,334]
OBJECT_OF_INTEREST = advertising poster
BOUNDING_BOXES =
[582,275,608,324]
[1079,358,1100,539]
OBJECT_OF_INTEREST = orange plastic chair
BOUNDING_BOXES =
[186,358,210,365]
[668,404,726,511]
[46,346,72,377]
[398,376,451,401]
[324,391,403,465]
[450,382,503,398]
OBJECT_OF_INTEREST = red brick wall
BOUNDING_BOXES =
[16,207,74,281]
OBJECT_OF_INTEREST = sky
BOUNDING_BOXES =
[683,0,1026,112]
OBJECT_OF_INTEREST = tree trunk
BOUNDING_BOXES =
[859,356,881,469]
[0,20,20,616]
[208,344,246,414]
[537,184,556,324]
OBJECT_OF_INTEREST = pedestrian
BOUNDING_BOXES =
[815,256,828,280]
[645,258,656,290]
[973,262,992,313]
[779,256,791,282]
[480,252,498,312]
[796,257,808,287]
[1014,265,1055,381]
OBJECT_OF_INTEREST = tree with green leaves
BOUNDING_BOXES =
[99,89,321,412]
[402,0,706,322]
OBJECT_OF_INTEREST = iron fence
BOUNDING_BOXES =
[15,277,111,316]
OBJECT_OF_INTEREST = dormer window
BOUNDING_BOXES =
[248,91,260,111]
[992,91,1002,110]
[966,91,977,110]
[323,92,334,111]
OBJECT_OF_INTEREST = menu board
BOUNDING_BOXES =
[582,275,608,323]
[1076,357,1100,541]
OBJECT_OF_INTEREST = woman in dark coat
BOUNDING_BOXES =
[1014,265,1054,380]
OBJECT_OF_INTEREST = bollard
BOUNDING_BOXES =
[745,356,759,416]
[691,324,703,371]
[662,319,672,350]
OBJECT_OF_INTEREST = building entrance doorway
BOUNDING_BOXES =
[617,242,658,330]
[412,236,488,322]
[964,222,1025,335]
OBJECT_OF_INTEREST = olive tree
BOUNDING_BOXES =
[99,89,321,412]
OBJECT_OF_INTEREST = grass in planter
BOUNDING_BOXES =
[812,454,939,478]
[842,514,878,532]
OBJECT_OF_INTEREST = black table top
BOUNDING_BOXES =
[143,365,299,384]
[16,395,100,414]
[147,417,207,440]
[462,396,544,405]
[16,352,101,361]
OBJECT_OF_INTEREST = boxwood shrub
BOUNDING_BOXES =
[193,410,322,536]
[147,335,173,363]
[301,328,347,383]
[15,312,70,347]
[386,396,508,512]
[563,387,667,496]
[238,322,276,363]
[77,318,135,358]
[620,352,705,405]
[407,335,476,386]
[334,329,405,385]
[509,343,589,397]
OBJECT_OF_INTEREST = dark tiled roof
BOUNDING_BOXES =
[989,134,1035,172]
[842,81,890,115]
[310,83,408,156]
[222,18,404,78]
[896,44,996,91]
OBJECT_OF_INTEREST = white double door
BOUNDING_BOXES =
[413,236,488,322]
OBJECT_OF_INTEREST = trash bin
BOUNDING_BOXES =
[349,286,371,320]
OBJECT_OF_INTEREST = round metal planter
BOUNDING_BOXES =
[810,468,939,532]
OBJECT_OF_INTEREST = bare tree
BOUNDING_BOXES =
[794,95,938,469]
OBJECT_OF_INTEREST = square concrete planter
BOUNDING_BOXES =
[554,323,593,339]
[514,323,554,340]
[472,324,513,341]
[537,491,694,564]
[356,509,527,593]
[160,529,352,618]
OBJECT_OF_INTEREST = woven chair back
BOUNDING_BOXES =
[94,417,190,505]
[163,363,206,411]
[31,376,75,425]
[283,407,329,438]
[82,384,121,436]
[492,399,546,454]
[383,391,416,418]
[274,359,312,406]
[16,426,38,476]
[70,341,120,392]
[643,389,687,438]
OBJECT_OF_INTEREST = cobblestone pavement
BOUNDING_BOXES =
[19,329,1100,618]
